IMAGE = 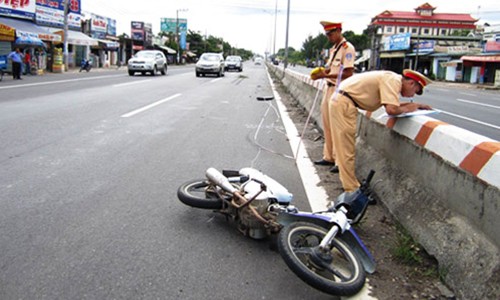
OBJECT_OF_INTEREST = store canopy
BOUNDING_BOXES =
[379,51,406,58]
[97,39,120,49]
[51,29,98,46]
[0,16,61,42]
[15,36,45,47]
[154,44,176,54]
[354,55,370,65]
[461,55,500,63]
[186,51,196,57]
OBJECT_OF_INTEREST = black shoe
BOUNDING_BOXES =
[314,159,335,166]
[329,165,339,173]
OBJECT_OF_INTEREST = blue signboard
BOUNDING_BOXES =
[384,33,411,51]
[160,18,187,34]
[180,31,186,50]
[35,0,82,29]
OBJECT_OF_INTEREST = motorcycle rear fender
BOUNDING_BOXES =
[277,212,376,274]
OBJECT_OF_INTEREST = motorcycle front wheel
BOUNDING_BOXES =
[278,222,366,296]
[177,179,224,209]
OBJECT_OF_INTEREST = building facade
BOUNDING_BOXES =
[368,2,499,84]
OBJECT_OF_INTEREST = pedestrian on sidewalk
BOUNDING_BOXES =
[8,48,23,80]
[311,21,355,173]
[24,51,31,75]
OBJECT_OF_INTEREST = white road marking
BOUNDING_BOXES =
[457,98,500,110]
[0,74,124,90]
[438,109,500,130]
[121,93,182,118]
[113,79,152,88]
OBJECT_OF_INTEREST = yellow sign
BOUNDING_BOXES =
[0,23,15,41]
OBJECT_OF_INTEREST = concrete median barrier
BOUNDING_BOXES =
[268,64,500,299]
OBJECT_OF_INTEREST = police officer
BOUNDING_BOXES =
[312,22,355,173]
[330,69,432,192]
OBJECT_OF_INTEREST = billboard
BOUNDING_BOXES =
[0,0,36,20]
[35,0,82,29]
[383,33,411,51]
[160,18,187,34]
[131,21,144,41]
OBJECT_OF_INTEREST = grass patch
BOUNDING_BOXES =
[392,224,442,280]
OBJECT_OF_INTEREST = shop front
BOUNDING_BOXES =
[0,17,61,74]
[461,55,500,84]
[51,29,98,69]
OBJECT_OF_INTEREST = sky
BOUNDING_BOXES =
[82,0,500,54]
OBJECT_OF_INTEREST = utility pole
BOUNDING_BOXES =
[283,0,290,69]
[63,0,69,71]
[273,0,277,56]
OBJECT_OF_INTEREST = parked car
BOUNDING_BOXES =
[196,53,225,77]
[128,50,167,76]
[225,55,243,72]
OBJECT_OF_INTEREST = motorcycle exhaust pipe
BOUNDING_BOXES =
[206,168,238,194]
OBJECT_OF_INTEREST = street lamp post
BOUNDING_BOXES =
[63,0,69,71]
[283,0,290,69]
[176,9,188,64]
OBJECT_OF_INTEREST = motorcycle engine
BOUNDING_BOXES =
[239,181,273,239]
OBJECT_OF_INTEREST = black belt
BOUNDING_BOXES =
[338,90,359,108]
[326,82,335,87]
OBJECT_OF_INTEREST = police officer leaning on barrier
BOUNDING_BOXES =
[330,69,432,192]
[311,21,355,173]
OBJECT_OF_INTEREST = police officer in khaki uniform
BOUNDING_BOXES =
[311,22,355,173]
[330,69,432,192]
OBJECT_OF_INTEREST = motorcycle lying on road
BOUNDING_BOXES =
[177,167,377,296]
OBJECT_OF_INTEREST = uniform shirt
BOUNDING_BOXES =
[338,71,402,112]
[8,51,23,63]
[325,38,355,86]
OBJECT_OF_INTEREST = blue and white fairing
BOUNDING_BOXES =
[238,168,293,204]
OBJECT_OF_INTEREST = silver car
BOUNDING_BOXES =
[225,55,243,72]
[128,50,167,76]
[196,53,225,77]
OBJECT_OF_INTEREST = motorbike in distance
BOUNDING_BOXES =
[177,167,377,296]
[79,58,92,72]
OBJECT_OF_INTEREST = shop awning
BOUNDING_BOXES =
[186,51,196,57]
[97,39,120,49]
[461,55,500,63]
[154,44,176,54]
[0,16,61,42]
[379,51,406,58]
[354,55,369,65]
[15,36,45,47]
[51,29,98,46]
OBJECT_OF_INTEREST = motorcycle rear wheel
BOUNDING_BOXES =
[278,222,366,296]
[177,179,224,209]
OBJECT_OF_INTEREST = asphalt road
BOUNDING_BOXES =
[288,65,500,141]
[0,64,336,299]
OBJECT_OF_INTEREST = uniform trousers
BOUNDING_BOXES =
[320,84,337,163]
[329,94,361,192]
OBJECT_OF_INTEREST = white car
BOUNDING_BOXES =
[225,55,243,72]
[254,57,263,65]
[196,53,225,77]
[128,50,167,76]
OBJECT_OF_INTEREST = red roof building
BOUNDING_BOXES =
[366,3,500,84]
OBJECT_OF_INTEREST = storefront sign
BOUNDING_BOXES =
[0,0,36,19]
[413,40,435,53]
[0,22,15,40]
[485,40,500,53]
[35,0,82,29]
